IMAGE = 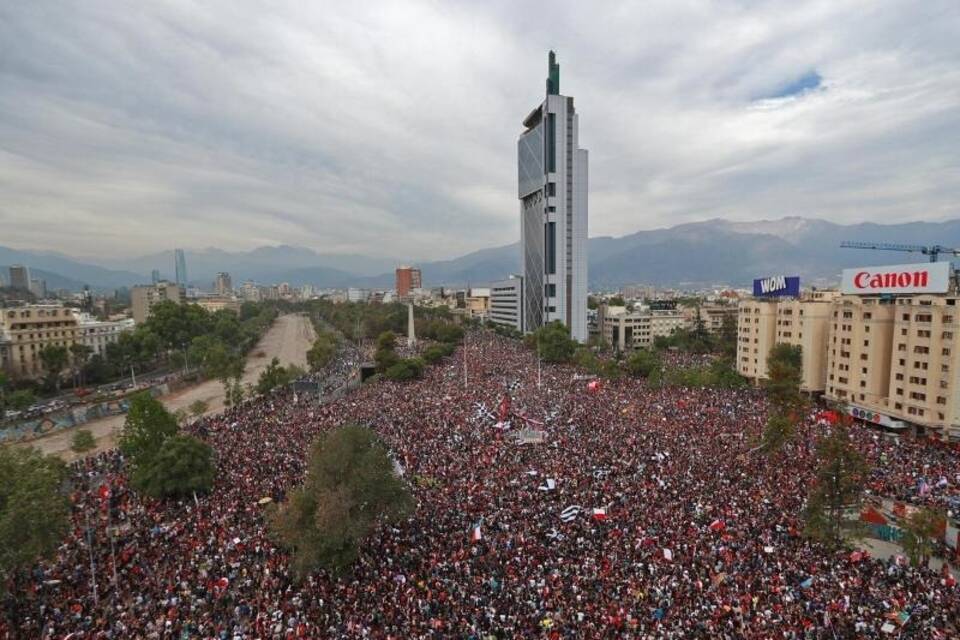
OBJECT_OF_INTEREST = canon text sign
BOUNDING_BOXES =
[840,262,950,295]
[752,275,800,297]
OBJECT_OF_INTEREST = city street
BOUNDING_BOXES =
[21,313,315,459]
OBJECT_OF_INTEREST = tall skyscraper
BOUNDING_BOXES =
[518,51,588,342]
[8,265,31,291]
[174,249,188,286]
[151,269,161,284]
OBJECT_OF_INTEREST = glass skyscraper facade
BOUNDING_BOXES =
[517,52,588,342]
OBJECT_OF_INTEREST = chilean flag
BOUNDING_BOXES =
[592,508,607,521]
[709,519,725,533]
[470,524,482,542]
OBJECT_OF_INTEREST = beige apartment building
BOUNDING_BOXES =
[684,304,738,333]
[823,295,960,440]
[737,300,778,380]
[131,281,185,324]
[603,307,688,351]
[737,292,840,392]
[0,305,80,378]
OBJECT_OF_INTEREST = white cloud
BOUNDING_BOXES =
[0,0,957,259]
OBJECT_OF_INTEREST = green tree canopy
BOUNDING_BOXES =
[900,506,944,567]
[257,357,296,395]
[5,389,35,412]
[803,424,870,548]
[70,429,97,454]
[307,332,339,372]
[119,392,179,468]
[625,349,661,378]
[270,425,413,577]
[0,447,69,587]
[38,345,69,391]
[384,358,425,381]
[534,321,578,363]
[131,434,216,499]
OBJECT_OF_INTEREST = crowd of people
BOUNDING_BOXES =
[4,330,959,638]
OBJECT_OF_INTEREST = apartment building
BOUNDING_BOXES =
[684,304,738,333]
[737,300,778,380]
[0,305,80,378]
[603,307,687,351]
[131,281,186,324]
[824,296,896,406]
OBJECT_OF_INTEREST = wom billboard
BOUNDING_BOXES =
[753,275,800,297]
[841,262,951,295]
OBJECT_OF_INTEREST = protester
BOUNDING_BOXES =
[5,331,958,638]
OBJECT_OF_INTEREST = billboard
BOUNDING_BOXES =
[753,275,800,297]
[840,262,950,295]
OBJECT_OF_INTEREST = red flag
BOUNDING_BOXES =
[709,519,726,533]
[98,484,111,501]
[498,395,511,422]
[592,508,607,521]
[587,380,601,393]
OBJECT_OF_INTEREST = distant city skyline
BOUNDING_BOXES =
[1,1,958,260]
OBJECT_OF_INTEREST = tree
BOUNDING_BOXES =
[70,429,97,454]
[5,390,35,412]
[69,343,93,388]
[307,333,338,372]
[765,344,804,415]
[0,447,69,590]
[131,434,215,499]
[257,357,294,395]
[534,321,577,363]
[189,399,209,419]
[760,414,795,454]
[270,425,413,577]
[119,392,179,468]
[900,507,944,567]
[803,424,870,548]
[0,372,7,411]
[38,345,69,392]
[718,312,738,359]
[625,349,661,378]
[762,344,805,454]
[384,358,425,381]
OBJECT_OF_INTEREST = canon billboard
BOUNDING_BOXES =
[752,275,800,297]
[840,261,951,295]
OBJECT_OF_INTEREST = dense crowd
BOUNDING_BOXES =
[4,331,959,638]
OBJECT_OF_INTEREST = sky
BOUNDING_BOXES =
[1,0,958,261]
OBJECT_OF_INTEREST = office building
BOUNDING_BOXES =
[395,266,422,299]
[684,304,739,334]
[602,306,687,351]
[151,269,161,284]
[518,51,588,342]
[8,265,30,291]
[131,281,185,324]
[74,313,135,358]
[195,296,241,314]
[214,272,232,295]
[174,248,188,286]
[0,305,80,379]
[347,288,369,303]
[28,278,47,299]
[490,276,524,332]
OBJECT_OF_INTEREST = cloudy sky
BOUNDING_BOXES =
[1,1,958,261]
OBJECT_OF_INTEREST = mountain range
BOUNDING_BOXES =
[4,216,960,292]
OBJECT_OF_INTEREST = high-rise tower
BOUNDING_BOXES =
[518,51,588,342]
[174,249,188,287]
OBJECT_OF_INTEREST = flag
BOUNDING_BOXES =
[498,394,511,422]
[538,478,556,491]
[800,577,813,589]
[708,519,725,532]
[587,380,601,393]
[470,523,482,542]
[592,507,607,521]
[560,505,582,523]
[98,484,111,501]
[662,548,673,561]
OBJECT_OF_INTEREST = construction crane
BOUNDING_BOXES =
[839,241,960,263]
